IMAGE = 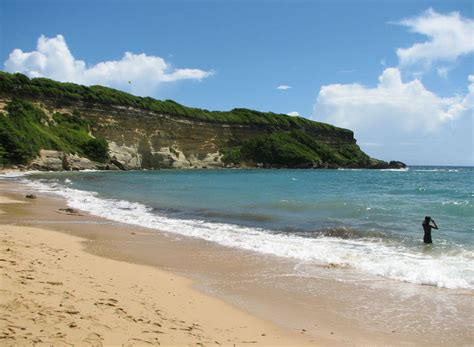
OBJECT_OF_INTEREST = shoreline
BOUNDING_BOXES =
[0,180,315,345]
[1,176,473,346]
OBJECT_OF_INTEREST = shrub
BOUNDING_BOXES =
[222,147,242,164]
[81,138,108,162]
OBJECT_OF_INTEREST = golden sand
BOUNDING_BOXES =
[0,189,313,345]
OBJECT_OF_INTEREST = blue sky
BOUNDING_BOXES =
[1,0,473,165]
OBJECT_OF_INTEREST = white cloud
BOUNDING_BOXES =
[315,68,469,132]
[396,8,474,68]
[4,35,213,96]
[314,68,474,165]
[277,85,291,90]
[310,9,474,165]
[287,111,300,117]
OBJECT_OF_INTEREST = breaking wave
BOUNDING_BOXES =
[21,177,474,290]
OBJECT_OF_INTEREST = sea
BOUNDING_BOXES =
[8,166,474,290]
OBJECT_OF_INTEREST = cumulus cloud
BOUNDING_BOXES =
[287,111,300,117]
[311,9,474,165]
[315,68,470,132]
[396,8,474,68]
[4,35,213,96]
[314,68,474,165]
[277,85,291,90]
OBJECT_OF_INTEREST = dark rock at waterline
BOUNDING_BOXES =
[57,208,82,216]
[365,160,407,169]
[25,194,37,199]
[388,161,407,169]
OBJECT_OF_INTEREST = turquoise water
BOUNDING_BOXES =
[18,167,474,289]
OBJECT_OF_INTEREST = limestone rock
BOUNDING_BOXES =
[64,154,97,171]
[108,141,141,170]
[29,150,65,171]
[29,149,103,171]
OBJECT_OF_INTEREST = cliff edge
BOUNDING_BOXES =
[0,72,405,170]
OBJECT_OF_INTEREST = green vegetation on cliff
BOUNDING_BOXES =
[0,71,395,169]
[222,130,375,168]
[0,71,344,131]
[0,99,108,165]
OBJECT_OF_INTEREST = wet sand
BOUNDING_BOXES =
[0,182,313,345]
[1,178,473,346]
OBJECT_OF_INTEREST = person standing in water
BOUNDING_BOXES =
[422,216,438,244]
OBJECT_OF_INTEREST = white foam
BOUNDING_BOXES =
[380,168,409,172]
[442,200,470,206]
[25,178,474,290]
[414,169,460,172]
[0,171,34,179]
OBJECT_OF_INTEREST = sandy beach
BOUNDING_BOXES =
[0,181,313,346]
[1,176,473,346]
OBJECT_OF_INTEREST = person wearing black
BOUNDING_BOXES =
[422,216,438,244]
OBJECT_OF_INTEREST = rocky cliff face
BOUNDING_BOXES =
[29,150,110,171]
[0,72,405,170]
[1,97,363,170]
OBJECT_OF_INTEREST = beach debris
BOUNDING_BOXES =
[25,194,37,199]
[57,208,82,216]
[324,262,350,269]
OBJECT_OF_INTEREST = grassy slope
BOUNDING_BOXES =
[0,71,345,131]
[0,98,107,165]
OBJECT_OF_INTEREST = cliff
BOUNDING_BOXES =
[0,72,404,170]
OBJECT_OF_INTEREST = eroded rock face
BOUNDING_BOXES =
[29,150,65,171]
[29,150,104,171]
[4,96,404,170]
[64,154,98,171]
[20,101,357,170]
[108,141,142,170]
[98,111,346,170]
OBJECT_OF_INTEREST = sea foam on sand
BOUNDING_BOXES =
[22,177,474,290]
